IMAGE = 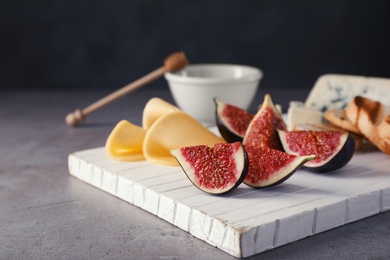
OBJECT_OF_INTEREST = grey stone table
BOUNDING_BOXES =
[1,86,389,259]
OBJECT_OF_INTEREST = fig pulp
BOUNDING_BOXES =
[243,94,287,150]
[278,130,355,173]
[242,94,314,188]
[214,98,254,142]
[244,146,314,188]
[171,142,248,194]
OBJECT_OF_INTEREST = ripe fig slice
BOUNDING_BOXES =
[214,98,254,143]
[243,94,287,150]
[244,146,315,188]
[171,142,248,194]
[242,94,312,188]
[278,130,355,173]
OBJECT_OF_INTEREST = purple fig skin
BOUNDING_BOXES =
[214,98,252,143]
[215,118,244,143]
[303,134,355,173]
[245,167,295,189]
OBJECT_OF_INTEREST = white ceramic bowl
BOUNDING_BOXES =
[165,64,263,125]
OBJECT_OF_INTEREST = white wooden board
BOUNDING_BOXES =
[68,146,390,258]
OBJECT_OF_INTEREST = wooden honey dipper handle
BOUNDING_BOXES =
[66,51,189,127]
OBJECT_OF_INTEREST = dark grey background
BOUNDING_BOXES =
[1,0,389,91]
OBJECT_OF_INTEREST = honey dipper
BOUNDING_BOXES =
[65,51,189,127]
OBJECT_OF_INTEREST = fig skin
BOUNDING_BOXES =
[214,98,254,143]
[303,133,355,173]
[215,120,244,143]
[171,143,249,194]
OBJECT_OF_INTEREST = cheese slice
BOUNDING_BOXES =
[105,120,146,161]
[106,98,225,165]
[142,97,180,130]
[143,111,226,166]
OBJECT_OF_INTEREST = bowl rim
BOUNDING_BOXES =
[164,63,263,84]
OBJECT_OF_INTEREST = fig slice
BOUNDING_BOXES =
[243,94,287,150]
[214,98,254,142]
[278,130,355,173]
[242,94,312,188]
[244,147,315,188]
[171,142,248,194]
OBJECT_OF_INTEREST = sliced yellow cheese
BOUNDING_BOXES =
[142,97,180,130]
[143,111,226,166]
[105,120,146,161]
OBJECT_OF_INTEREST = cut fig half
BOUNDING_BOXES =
[214,98,254,143]
[278,130,355,173]
[243,146,314,188]
[171,142,248,194]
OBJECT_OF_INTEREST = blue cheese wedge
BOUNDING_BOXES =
[304,74,390,112]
